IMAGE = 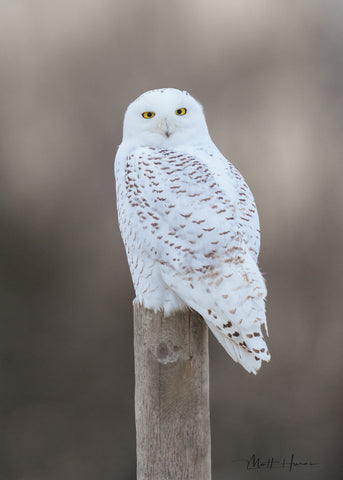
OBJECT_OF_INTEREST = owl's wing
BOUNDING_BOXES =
[222,157,261,262]
[117,145,269,373]
[119,145,262,272]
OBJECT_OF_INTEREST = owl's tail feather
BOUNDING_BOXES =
[206,321,262,375]
[161,253,270,374]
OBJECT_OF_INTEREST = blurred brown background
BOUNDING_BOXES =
[1,1,342,479]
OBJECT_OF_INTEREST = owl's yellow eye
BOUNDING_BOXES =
[142,111,155,119]
[175,107,187,116]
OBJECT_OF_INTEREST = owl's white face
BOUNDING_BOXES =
[122,88,210,148]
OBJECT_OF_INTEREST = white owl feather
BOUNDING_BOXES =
[115,88,270,374]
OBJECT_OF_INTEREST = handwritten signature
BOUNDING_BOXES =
[233,453,319,472]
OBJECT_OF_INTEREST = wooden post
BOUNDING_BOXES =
[134,303,211,480]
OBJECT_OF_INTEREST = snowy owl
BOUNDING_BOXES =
[115,88,270,374]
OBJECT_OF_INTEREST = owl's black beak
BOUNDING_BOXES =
[159,118,173,138]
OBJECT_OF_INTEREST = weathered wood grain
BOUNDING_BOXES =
[134,303,211,480]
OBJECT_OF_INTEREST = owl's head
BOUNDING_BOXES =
[122,88,210,148]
